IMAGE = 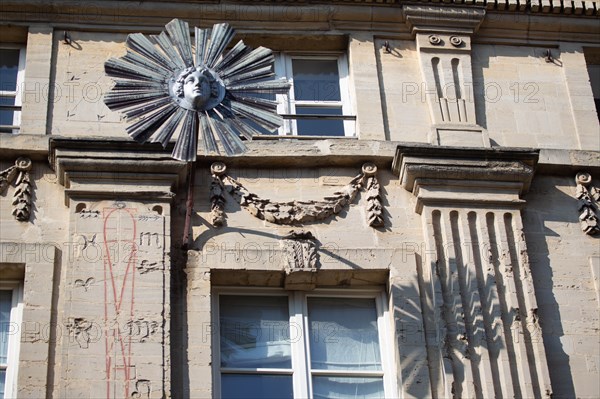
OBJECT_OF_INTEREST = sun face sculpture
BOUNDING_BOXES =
[104,19,290,162]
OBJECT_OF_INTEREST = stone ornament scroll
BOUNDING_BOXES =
[575,172,600,235]
[209,162,384,228]
[0,157,33,221]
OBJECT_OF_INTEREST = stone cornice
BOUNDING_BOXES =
[49,137,187,205]
[0,1,597,38]
[2,135,598,173]
[393,144,540,212]
[403,5,486,35]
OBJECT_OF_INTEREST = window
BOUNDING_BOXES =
[275,54,355,137]
[214,290,396,399]
[0,47,26,134]
[0,282,22,399]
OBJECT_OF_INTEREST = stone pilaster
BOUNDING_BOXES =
[393,145,552,398]
[404,6,489,147]
[50,138,186,398]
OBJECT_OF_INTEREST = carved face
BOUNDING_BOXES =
[182,69,212,109]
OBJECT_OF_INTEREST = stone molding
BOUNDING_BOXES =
[49,138,186,204]
[393,144,539,212]
[403,5,486,35]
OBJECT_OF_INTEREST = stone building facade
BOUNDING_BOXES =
[0,1,599,398]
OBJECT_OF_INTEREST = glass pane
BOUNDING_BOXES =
[296,106,344,137]
[0,49,20,92]
[0,97,16,127]
[220,295,291,368]
[313,376,385,399]
[0,369,5,397]
[0,290,12,364]
[222,374,293,399]
[292,59,340,101]
[308,297,381,370]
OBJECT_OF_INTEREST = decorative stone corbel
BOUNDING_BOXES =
[209,162,227,226]
[281,230,318,290]
[575,172,600,235]
[403,5,489,147]
[0,157,33,221]
[209,162,385,228]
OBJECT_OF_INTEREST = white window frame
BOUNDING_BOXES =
[0,281,23,399]
[212,287,397,399]
[0,46,26,134]
[274,53,355,137]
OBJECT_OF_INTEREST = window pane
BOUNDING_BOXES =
[0,96,16,127]
[0,369,5,398]
[220,295,291,368]
[313,376,385,399]
[0,49,20,92]
[296,106,344,137]
[222,374,293,399]
[292,59,340,102]
[308,297,381,370]
[0,290,12,363]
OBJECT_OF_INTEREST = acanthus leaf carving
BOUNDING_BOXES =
[575,172,600,235]
[282,230,318,271]
[209,162,384,228]
[1,157,33,222]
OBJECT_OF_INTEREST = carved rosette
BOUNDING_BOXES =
[1,157,33,222]
[575,172,600,235]
[209,162,385,228]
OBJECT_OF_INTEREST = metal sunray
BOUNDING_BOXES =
[127,33,178,71]
[113,80,165,91]
[151,107,186,147]
[205,110,235,156]
[230,101,283,131]
[199,112,219,154]
[166,19,194,68]
[123,50,171,77]
[205,23,235,68]
[124,97,173,119]
[104,91,168,111]
[213,40,251,72]
[223,65,275,86]
[195,27,209,66]
[227,79,291,94]
[126,104,178,143]
[209,109,247,153]
[214,104,255,140]
[151,32,186,70]
[219,47,273,78]
[172,111,199,161]
[230,95,277,112]
[105,57,166,82]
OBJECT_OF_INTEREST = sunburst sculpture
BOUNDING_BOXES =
[104,19,290,162]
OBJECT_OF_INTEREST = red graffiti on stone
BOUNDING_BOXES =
[102,206,137,398]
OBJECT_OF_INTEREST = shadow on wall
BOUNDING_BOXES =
[522,176,591,399]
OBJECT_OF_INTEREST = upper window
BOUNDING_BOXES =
[0,47,26,134]
[275,54,355,137]
[0,283,22,399]
[214,290,395,399]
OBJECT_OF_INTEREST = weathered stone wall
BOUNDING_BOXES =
[524,174,600,399]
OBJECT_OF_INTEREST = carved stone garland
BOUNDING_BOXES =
[575,172,600,235]
[209,162,384,227]
[0,157,33,222]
